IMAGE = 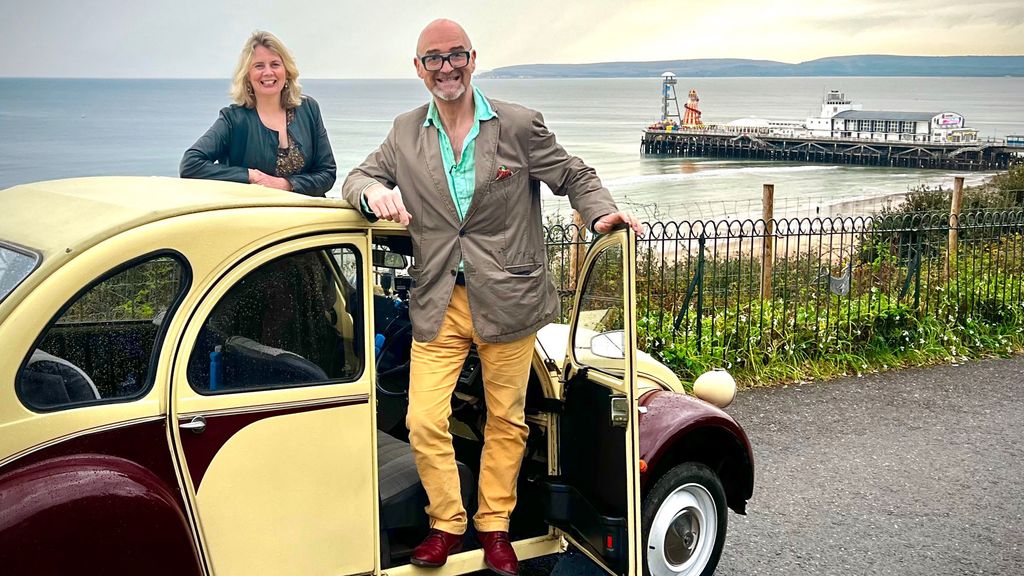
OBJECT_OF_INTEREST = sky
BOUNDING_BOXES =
[1,0,1022,78]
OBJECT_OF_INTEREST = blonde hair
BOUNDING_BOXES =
[230,31,303,109]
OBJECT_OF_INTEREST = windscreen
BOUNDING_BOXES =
[0,243,40,303]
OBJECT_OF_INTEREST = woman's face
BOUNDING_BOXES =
[248,45,286,99]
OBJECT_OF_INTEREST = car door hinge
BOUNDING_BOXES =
[543,358,559,373]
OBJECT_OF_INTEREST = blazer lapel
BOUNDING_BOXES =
[463,115,499,223]
[419,124,460,223]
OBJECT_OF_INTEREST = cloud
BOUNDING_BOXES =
[0,0,1020,78]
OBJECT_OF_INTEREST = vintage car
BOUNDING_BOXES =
[0,177,753,576]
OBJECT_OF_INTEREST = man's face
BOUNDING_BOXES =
[414,23,475,103]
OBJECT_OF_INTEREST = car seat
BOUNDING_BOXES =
[17,349,100,407]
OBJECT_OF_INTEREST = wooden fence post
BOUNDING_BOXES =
[567,210,588,290]
[761,184,775,300]
[946,176,964,279]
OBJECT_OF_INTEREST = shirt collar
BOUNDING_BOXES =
[424,85,497,128]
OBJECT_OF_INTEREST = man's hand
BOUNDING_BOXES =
[364,183,412,226]
[594,211,644,236]
[249,169,292,191]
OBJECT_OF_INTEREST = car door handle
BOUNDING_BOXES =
[180,416,207,434]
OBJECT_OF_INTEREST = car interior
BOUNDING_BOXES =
[367,234,560,566]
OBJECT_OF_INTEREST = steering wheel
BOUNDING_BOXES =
[375,313,414,398]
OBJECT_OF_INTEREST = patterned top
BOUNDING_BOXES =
[275,109,306,177]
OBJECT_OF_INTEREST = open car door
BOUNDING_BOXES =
[546,228,640,576]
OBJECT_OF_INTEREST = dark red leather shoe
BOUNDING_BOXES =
[477,531,518,576]
[410,529,463,567]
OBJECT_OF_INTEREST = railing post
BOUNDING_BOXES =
[946,176,964,279]
[695,234,706,353]
[761,184,775,300]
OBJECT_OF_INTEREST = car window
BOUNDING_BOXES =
[16,254,189,411]
[0,242,40,304]
[187,246,364,393]
[573,242,626,372]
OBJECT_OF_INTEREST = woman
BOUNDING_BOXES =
[180,31,336,196]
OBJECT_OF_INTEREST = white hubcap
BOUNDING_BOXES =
[647,483,717,576]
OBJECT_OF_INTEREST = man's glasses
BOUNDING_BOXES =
[419,51,471,72]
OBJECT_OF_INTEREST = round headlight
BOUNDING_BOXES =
[692,369,737,408]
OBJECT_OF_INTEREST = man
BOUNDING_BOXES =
[342,19,642,576]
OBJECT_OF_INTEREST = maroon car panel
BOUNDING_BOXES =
[0,422,201,575]
[638,390,755,512]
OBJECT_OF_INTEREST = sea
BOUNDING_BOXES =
[2,76,1022,222]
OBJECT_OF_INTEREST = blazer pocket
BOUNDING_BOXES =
[505,262,543,276]
[491,168,521,183]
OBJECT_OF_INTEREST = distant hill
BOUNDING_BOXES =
[479,55,1024,78]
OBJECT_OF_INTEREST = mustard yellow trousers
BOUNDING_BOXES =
[407,285,535,534]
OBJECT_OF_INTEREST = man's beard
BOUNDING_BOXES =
[432,83,466,102]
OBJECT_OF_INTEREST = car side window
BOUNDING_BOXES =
[16,254,189,411]
[573,243,626,371]
[187,246,364,393]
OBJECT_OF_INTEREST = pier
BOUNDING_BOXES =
[641,130,1018,171]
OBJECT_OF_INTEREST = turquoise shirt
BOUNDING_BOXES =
[425,86,496,272]
[423,85,497,222]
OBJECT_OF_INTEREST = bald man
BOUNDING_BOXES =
[343,19,642,576]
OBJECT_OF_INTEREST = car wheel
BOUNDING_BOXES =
[641,462,727,576]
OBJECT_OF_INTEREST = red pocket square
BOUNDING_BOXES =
[495,165,513,181]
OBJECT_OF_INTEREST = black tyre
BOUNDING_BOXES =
[641,462,727,576]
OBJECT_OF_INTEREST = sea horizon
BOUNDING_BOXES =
[2,76,1021,222]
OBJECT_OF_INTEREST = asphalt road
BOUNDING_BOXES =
[544,356,1024,576]
[718,356,1024,575]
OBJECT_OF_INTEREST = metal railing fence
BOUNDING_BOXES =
[545,209,1024,363]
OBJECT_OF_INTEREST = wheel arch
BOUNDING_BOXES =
[638,391,754,515]
[0,453,202,574]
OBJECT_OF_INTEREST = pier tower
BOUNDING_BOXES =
[660,72,682,123]
[682,89,704,127]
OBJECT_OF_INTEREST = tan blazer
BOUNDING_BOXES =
[343,97,617,343]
